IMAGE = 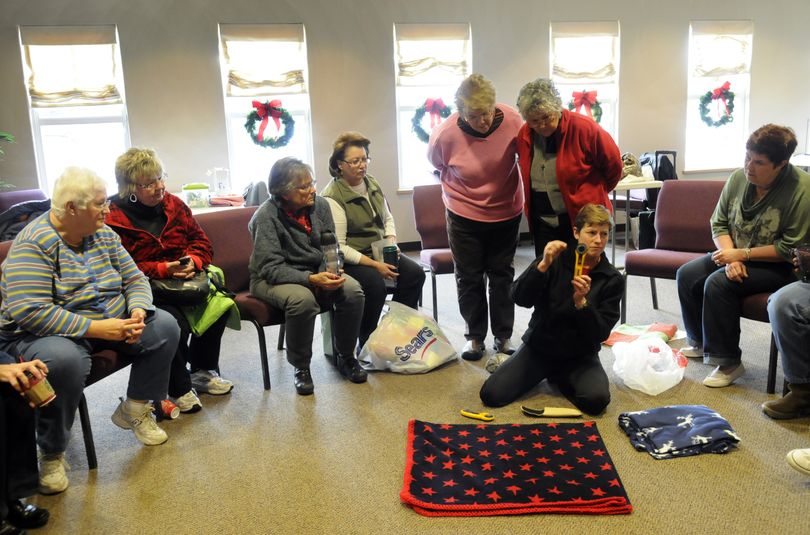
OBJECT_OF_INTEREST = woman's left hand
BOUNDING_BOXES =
[126,308,147,344]
[724,261,748,282]
[571,274,592,307]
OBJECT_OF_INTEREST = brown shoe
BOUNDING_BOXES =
[762,383,810,419]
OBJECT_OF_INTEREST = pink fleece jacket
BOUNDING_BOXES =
[427,104,524,222]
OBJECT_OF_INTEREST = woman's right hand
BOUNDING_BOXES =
[308,271,345,291]
[374,260,399,280]
[86,317,147,342]
[0,359,48,394]
[537,240,568,273]
[165,259,196,279]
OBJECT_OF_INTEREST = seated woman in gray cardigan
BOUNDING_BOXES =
[248,157,366,395]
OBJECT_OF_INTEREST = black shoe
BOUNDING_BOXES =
[461,339,484,361]
[7,499,49,529]
[336,354,368,383]
[0,519,26,535]
[293,368,314,396]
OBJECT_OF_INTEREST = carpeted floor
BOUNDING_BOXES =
[28,244,810,534]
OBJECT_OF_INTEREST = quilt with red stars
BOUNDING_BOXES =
[400,419,632,516]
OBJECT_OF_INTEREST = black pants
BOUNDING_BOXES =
[1,384,38,520]
[446,211,520,342]
[160,306,229,398]
[479,342,610,415]
[344,254,426,347]
[530,211,575,259]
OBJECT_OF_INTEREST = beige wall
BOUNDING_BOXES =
[1,0,809,242]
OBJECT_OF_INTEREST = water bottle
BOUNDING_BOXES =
[321,231,342,275]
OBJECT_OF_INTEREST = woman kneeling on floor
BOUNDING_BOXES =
[480,204,623,414]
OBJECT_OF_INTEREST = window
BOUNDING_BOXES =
[219,24,313,193]
[394,23,471,190]
[550,21,620,141]
[19,25,129,195]
[685,21,752,171]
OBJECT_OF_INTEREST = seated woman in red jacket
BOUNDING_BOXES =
[107,148,234,415]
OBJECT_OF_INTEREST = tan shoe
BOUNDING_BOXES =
[702,363,745,388]
[762,383,810,419]
[787,448,810,476]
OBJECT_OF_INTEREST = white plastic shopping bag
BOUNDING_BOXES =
[358,302,457,373]
[612,338,688,395]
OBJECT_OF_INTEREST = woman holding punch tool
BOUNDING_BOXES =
[480,204,623,414]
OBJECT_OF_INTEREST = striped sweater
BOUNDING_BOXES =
[0,212,154,341]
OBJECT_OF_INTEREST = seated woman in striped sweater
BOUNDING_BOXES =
[0,167,179,496]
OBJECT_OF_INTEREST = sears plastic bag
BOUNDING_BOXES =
[358,302,457,373]
[612,338,687,395]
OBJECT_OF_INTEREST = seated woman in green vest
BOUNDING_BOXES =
[323,132,426,350]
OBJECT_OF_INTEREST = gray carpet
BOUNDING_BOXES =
[29,244,810,534]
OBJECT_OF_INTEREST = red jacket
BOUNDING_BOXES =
[106,192,213,279]
[517,109,622,228]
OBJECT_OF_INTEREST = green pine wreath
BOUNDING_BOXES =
[245,102,295,148]
[567,95,602,124]
[412,100,452,143]
[699,85,735,127]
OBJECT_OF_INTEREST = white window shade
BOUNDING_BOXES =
[19,25,123,107]
[551,22,618,82]
[220,24,307,96]
[689,21,753,77]
[395,23,470,86]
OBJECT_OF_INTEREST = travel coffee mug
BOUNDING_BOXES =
[23,370,56,407]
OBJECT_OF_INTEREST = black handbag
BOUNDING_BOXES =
[150,271,210,306]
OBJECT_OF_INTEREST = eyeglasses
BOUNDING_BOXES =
[295,181,317,192]
[340,157,371,168]
[92,199,111,210]
[136,175,166,191]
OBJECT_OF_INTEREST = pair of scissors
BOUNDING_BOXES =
[460,409,494,422]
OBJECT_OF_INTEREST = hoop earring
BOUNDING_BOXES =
[129,193,138,203]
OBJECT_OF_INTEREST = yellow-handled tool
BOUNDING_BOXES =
[460,409,494,422]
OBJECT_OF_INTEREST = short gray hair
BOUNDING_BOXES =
[455,73,496,115]
[516,78,563,118]
[51,167,107,218]
[268,157,314,199]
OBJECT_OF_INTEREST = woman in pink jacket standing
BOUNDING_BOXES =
[428,74,524,361]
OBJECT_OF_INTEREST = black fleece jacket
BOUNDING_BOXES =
[512,247,624,359]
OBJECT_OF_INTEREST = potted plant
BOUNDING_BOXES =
[0,131,15,190]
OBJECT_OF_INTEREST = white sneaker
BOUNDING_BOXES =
[111,397,168,446]
[190,369,234,395]
[702,363,745,388]
[787,448,810,476]
[172,389,203,413]
[38,452,69,495]
[680,345,703,358]
[493,338,515,355]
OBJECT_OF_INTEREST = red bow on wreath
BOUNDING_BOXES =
[251,99,283,142]
[424,98,446,127]
[711,81,731,116]
[572,90,597,116]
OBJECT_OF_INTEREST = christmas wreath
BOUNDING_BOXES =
[412,98,452,143]
[568,90,602,124]
[699,81,735,128]
[245,99,295,148]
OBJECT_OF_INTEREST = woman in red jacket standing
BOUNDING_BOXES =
[516,78,623,257]
[107,148,234,415]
